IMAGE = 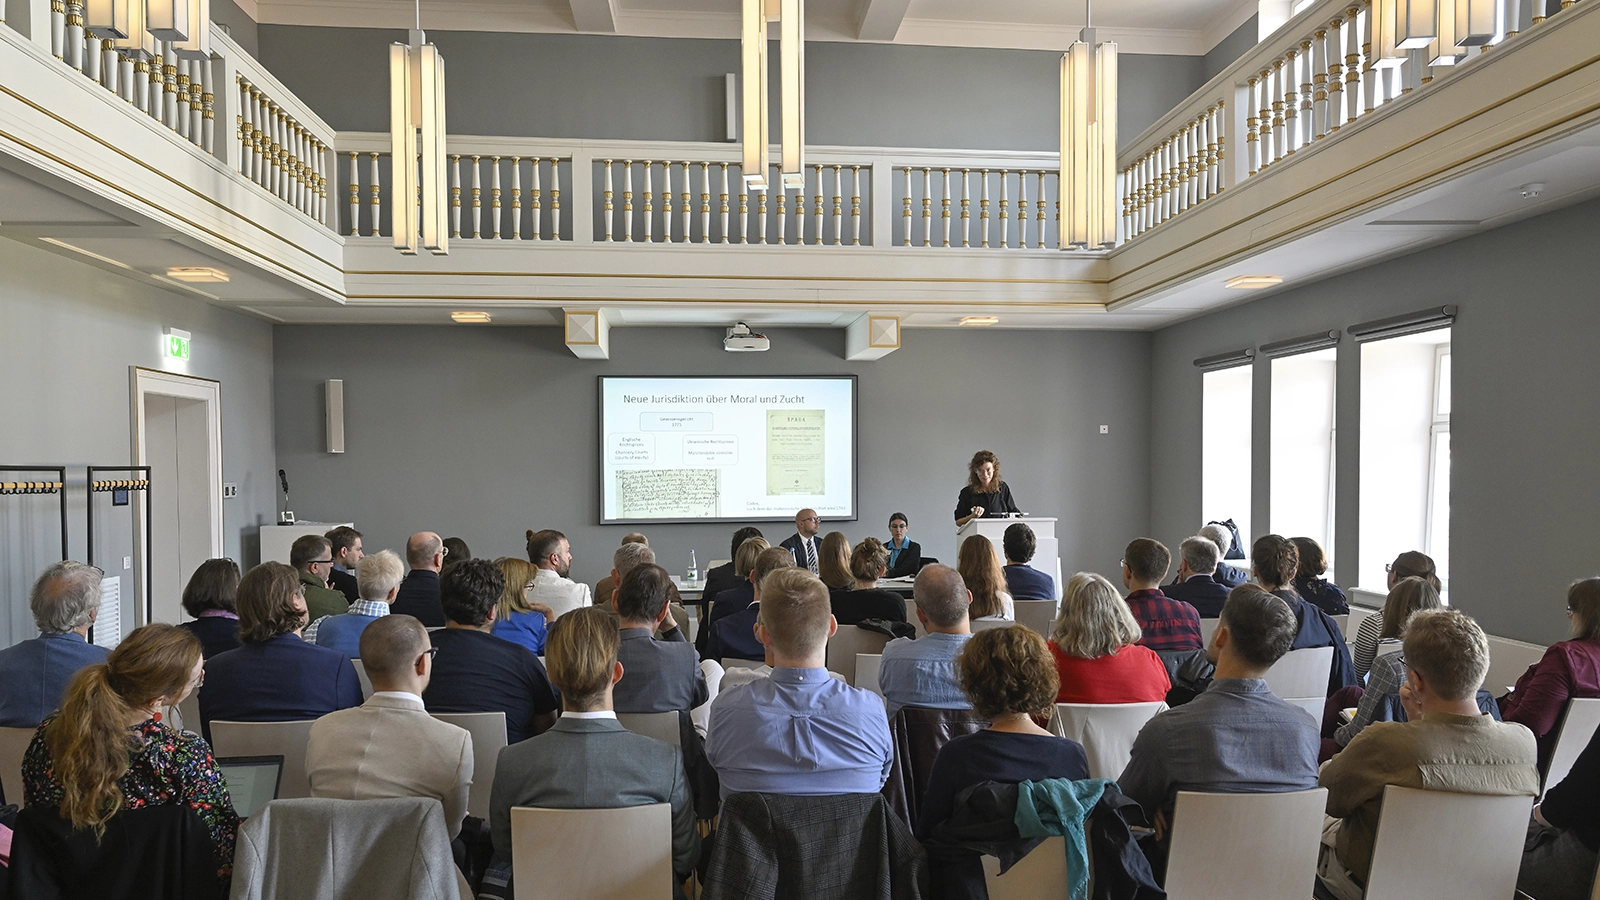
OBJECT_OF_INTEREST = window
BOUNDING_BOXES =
[1357,329,1451,592]
[1202,365,1253,548]
[1270,348,1337,572]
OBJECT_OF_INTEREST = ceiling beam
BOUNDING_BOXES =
[570,0,620,33]
[854,0,913,41]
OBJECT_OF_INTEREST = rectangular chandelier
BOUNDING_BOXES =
[1059,27,1117,250]
[741,0,804,192]
[390,30,448,255]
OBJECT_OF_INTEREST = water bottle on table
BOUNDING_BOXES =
[686,549,699,585]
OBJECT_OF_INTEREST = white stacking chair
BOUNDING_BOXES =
[1012,599,1057,637]
[905,598,926,637]
[350,658,374,700]
[1263,646,1334,715]
[512,804,672,900]
[0,726,34,807]
[1544,697,1600,797]
[1199,618,1221,647]
[855,653,884,696]
[825,627,891,686]
[971,618,1012,633]
[1330,614,1349,637]
[431,710,508,820]
[616,711,682,749]
[209,719,318,799]
[720,657,764,670]
[176,693,201,734]
[1047,702,1166,780]
[1374,641,1404,660]
[1362,785,1533,900]
[982,835,1070,900]
[1163,788,1326,900]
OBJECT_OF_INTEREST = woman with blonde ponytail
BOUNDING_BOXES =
[21,622,239,881]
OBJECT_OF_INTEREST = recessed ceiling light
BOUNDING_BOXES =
[451,311,492,324]
[1225,275,1284,290]
[959,316,1000,326]
[165,266,230,283]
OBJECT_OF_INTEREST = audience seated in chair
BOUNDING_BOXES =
[958,535,1014,621]
[1251,534,1357,697]
[879,564,975,718]
[614,564,707,714]
[704,546,793,666]
[0,561,110,728]
[305,549,401,657]
[392,532,447,628]
[524,528,592,619]
[1198,523,1250,590]
[177,558,243,660]
[22,623,237,885]
[1048,572,1171,704]
[698,536,768,658]
[423,558,559,745]
[291,533,351,625]
[1349,550,1442,680]
[831,537,908,625]
[324,525,365,605]
[488,556,554,655]
[699,526,761,616]
[1520,727,1600,900]
[483,607,699,899]
[305,614,473,840]
[1290,537,1347,616]
[1500,576,1600,775]
[1000,522,1055,602]
[916,625,1089,900]
[706,567,893,797]
[1163,536,1231,619]
[591,540,655,614]
[200,562,362,741]
[592,531,645,610]
[1121,538,1202,652]
[1118,585,1319,877]
[817,531,855,591]
[1324,577,1444,756]
[1316,608,1539,900]
[884,512,922,580]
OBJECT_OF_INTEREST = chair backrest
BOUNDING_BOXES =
[1199,617,1220,647]
[971,618,1011,632]
[1330,614,1349,636]
[1375,641,1404,660]
[1545,698,1600,797]
[1163,788,1327,900]
[1012,599,1057,637]
[616,711,682,749]
[177,693,201,734]
[905,598,926,637]
[208,719,317,800]
[982,835,1069,900]
[1284,697,1324,721]
[431,710,508,820]
[856,653,883,696]
[1047,702,1167,780]
[1363,785,1533,900]
[350,659,374,700]
[825,627,892,686]
[721,657,765,670]
[0,725,35,807]
[512,804,672,900]
[668,602,693,643]
[1263,646,1334,699]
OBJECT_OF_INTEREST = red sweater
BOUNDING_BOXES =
[1049,642,1172,704]
[1501,638,1600,773]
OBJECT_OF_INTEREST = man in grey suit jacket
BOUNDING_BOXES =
[614,564,708,713]
[305,615,474,839]
[487,607,699,897]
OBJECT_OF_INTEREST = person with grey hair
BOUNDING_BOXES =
[0,561,111,727]
[600,542,656,606]
[1166,535,1232,618]
[306,549,405,658]
[1198,523,1249,588]
[878,564,974,717]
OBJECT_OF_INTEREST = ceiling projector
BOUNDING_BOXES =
[724,322,770,352]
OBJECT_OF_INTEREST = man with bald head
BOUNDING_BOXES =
[779,508,822,574]
[392,531,447,627]
[877,564,974,717]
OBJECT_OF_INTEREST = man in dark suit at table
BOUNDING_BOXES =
[779,509,822,574]
[1001,523,1055,602]
[1166,535,1234,619]
[392,531,447,627]
[697,536,768,657]
[706,547,795,663]
[324,526,364,604]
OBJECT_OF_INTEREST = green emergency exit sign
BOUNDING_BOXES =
[165,334,190,360]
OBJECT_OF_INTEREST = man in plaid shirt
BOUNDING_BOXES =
[1121,538,1203,652]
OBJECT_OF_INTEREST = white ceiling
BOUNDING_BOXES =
[243,0,1258,55]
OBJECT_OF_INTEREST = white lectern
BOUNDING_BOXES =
[259,522,353,566]
[956,516,1061,601]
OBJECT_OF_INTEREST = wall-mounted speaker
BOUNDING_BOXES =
[325,379,345,454]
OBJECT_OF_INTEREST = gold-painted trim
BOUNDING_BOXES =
[346,269,1107,286]
[345,294,1107,309]
[868,314,901,349]
[563,310,603,345]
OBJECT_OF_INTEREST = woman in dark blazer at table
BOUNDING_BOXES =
[883,512,923,578]
[954,450,1021,526]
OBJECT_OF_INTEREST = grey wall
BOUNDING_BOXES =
[0,238,278,646]
[1149,197,1600,646]
[212,0,259,57]
[272,325,1152,591]
[255,26,1205,152]
[1203,15,1258,82]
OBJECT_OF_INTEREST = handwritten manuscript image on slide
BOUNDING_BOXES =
[616,468,721,519]
[767,409,826,495]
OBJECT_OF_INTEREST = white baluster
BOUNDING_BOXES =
[489,157,501,239]
[813,165,824,245]
[1532,0,1547,24]
[852,165,863,246]
[528,157,543,241]
[602,159,614,241]
[448,155,461,238]
[82,26,99,81]
[901,167,912,247]
[659,162,671,241]
[700,163,711,244]
[940,168,952,247]
[369,152,381,237]
[719,163,731,244]
[511,158,522,239]
[550,160,561,240]
[921,167,932,247]
[832,165,843,246]
[623,161,634,242]
[65,1,82,70]
[119,52,134,103]
[999,170,1011,248]
[776,170,789,245]
[468,156,482,238]
[755,183,766,245]
[979,169,991,248]
[682,163,693,243]
[643,160,655,242]
[1016,169,1029,246]
[51,0,65,60]
[1345,5,1363,125]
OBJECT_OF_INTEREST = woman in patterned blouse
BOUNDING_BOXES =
[22,622,239,881]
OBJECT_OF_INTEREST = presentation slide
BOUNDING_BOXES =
[599,376,857,524]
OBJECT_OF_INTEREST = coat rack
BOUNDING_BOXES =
[0,465,69,561]
[86,465,153,640]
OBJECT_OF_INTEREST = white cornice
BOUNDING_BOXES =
[1200,0,1261,55]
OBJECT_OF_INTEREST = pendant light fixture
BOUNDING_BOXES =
[390,0,448,255]
[1059,0,1117,250]
[84,0,132,38]
[741,0,805,192]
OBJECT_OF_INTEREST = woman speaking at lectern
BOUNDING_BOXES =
[955,450,1021,526]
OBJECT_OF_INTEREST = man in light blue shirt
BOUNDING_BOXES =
[0,561,111,728]
[706,567,892,798]
[879,564,974,718]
